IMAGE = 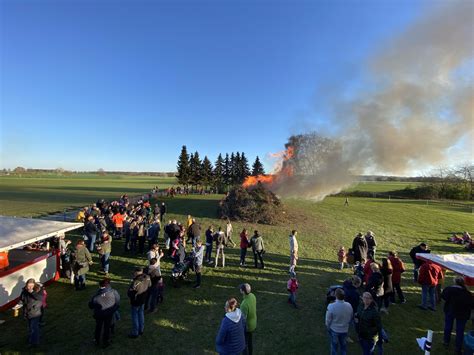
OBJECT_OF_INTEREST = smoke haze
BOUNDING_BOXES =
[273,1,474,200]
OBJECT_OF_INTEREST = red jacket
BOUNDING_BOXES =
[389,256,406,284]
[363,259,375,284]
[418,263,443,286]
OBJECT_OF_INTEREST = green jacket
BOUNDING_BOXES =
[74,246,92,276]
[356,303,381,342]
[240,293,257,332]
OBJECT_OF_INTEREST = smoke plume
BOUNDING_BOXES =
[269,1,474,200]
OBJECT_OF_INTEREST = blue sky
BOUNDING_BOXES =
[0,0,432,172]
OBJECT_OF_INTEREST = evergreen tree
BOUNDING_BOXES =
[214,153,225,193]
[240,152,251,182]
[176,145,191,186]
[252,156,265,176]
[223,153,231,188]
[189,152,202,190]
[230,152,239,185]
[201,156,213,189]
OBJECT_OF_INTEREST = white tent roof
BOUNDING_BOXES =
[0,216,83,252]
[416,253,474,285]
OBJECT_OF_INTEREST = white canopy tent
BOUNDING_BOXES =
[416,253,474,286]
[0,216,83,252]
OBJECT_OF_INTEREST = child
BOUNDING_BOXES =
[287,272,299,308]
[354,261,365,283]
[338,246,347,269]
[157,276,164,303]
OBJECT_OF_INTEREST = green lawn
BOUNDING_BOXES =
[0,178,473,354]
[0,175,175,217]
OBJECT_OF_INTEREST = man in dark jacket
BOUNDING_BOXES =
[188,219,201,248]
[409,243,430,282]
[343,276,362,313]
[127,268,151,338]
[20,279,43,347]
[441,276,474,353]
[366,263,384,310]
[159,202,166,223]
[88,279,120,348]
[84,216,98,252]
[352,233,368,264]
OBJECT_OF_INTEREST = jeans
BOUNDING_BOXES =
[329,329,347,355]
[205,244,212,262]
[101,252,110,273]
[254,251,264,268]
[289,292,297,305]
[74,274,86,290]
[390,283,405,303]
[359,338,376,355]
[240,248,247,265]
[131,305,145,336]
[95,313,113,345]
[87,234,97,252]
[28,316,41,345]
[244,331,253,355]
[444,312,468,352]
[148,287,159,312]
[413,267,419,282]
[421,285,435,309]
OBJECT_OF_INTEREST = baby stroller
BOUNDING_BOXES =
[171,255,194,287]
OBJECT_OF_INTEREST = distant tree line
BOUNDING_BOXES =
[176,145,265,193]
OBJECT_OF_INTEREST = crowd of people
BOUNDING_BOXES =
[15,191,473,354]
[326,232,473,355]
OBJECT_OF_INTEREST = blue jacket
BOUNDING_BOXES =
[216,309,246,355]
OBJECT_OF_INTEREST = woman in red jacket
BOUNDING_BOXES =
[388,251,406,304]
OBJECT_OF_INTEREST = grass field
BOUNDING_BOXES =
[344,181,421,193]
[0,176,473,354]
[0,175,175,217]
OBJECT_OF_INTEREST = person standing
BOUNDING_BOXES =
[226,219,236,247]
[73,240,93,290]
[441,276,474,354]
[192,240,204,288]
[20,279,43,347]
[250,231,265,269]
[365,263,384,310]
[289,230,299,273]
[417,261,443,311]
[240,283,257,355]
[352,233,368,264]
[355,292,382,355]
[215,298,246,355]
[159,202,166,223]
[205,226,214,264]
[127,268,151,338]
[88,279,120,348]
[287,271,299,308]
[215,227,226,268]
[388,251,406,303]
[146,258,162,313]
[239,229,250,267]
[380,258,393,314]
[409,242,430,282]
[325,288,353,355]
[84,215,98,252]
[99,233,112,276]
[188,219,202,248]
[112,211,124,240]
[364,231,377,258]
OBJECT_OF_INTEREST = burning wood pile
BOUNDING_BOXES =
[219,182,284,225]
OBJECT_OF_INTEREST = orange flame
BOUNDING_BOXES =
[243,145,295,188]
